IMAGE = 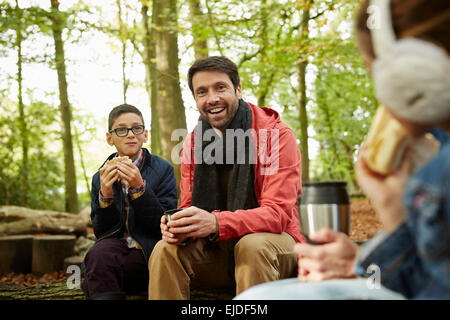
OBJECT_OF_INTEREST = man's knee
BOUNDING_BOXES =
[148,240,178,268]
[234,233,297,278]
[234,233,276,264]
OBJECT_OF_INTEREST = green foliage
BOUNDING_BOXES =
[311,41,377,192]
[0,96,65,210]
[0,0,379,208]
[71,108,102,209]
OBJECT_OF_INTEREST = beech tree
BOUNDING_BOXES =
[49,0,78,213]
[154,0,187,188]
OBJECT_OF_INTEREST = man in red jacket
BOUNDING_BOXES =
[148,56,305,299]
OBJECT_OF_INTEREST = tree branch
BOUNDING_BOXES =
[292,3,334,31]
[205,0,223,56]
[237,48,262,68]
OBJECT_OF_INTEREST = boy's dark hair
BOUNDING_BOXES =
[187,56,240,95]
[108,104,144,131]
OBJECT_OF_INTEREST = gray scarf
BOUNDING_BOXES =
[191,99,258,213]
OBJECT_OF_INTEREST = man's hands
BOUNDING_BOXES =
[295,228,359,282]
[160,206,218,245]
[99,160,144,198]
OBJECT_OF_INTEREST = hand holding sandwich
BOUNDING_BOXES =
[99,156,144,198]
[115,160,144,189]
[99,162,119,198]
[358,105,439,232]
[356,145,411,232]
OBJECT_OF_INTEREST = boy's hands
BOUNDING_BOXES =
[99,163,118,198]
[99,160,143,198]
[116,161,144,189]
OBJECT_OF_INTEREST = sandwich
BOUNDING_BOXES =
[108,155,132,166]
[361,105,438,176]
[106,155,132,186]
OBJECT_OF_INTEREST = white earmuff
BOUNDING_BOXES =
[369,0,450,123]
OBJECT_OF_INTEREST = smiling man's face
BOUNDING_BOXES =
[192,70,242,132]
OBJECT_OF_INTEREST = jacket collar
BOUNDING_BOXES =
[247,102,281,131]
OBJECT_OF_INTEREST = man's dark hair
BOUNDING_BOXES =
[108,104,144,131]
[187,56,240,95]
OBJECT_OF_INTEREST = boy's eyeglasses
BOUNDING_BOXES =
[109,125,145,137]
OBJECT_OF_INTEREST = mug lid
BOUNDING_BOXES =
[302,181,347,187]
[164,208,183,215]
[299,181,349,204]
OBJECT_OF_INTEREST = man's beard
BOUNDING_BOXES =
[201,98,239,131]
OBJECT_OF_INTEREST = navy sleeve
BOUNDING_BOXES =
[90,172,122,239]
[131,159,178,237]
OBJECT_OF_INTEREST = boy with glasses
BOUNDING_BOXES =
[81,104,178,300]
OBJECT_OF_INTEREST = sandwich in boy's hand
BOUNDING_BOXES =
[108,155,132,166]
[106,155,132,186]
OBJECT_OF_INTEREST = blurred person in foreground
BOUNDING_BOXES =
[235,0,450,300]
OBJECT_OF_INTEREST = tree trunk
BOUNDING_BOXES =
[188,0,208,60]
[297,59,309,182]
[73,126,90,196]
[49,0,78,213]
[116,0,128,103]
[154,0,187,190]
[141,1,162,156]
[257,0,272,107]
[205,0,223,55]
[297,0,313,182]
[15,0,28,206]
[320,95,344,181]
[0,235,33,274]
[32,235,76,275]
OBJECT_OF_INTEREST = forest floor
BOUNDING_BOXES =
[0,199,381,300]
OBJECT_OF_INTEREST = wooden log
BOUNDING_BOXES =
[0,206,87,236]
[0,235,34,275]
[0,206,74,222]
[32,235,76,275]
[78,206,92,227]
[63,255,84,272]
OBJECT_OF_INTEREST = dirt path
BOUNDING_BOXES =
[349,198,382,243]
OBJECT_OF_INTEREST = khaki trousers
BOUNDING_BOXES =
[148,232,297,300]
